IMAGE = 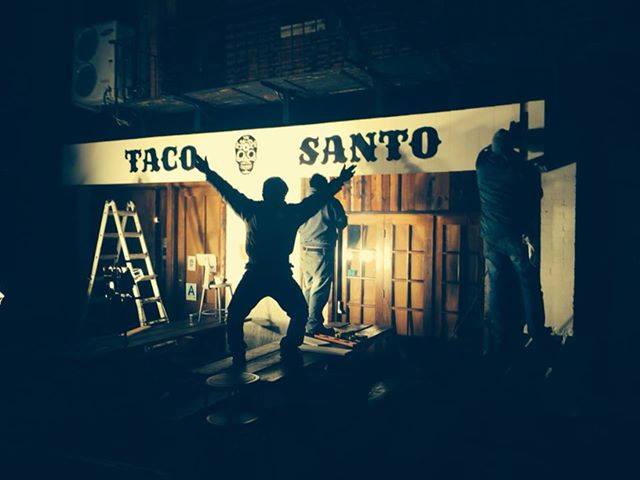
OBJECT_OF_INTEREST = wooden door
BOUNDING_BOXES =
[382,214,434,336]
[341,215,385,326]
[434,214,484,340]
[176,185,226,319]
[339,213,434,336]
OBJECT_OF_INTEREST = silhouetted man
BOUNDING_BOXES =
[476,126,550,367]
[299,174,348,336]
[194,156,356,365]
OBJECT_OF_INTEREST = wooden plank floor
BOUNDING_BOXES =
[192,324,392,377]
[174,325,393,420]
[72,318,227,357]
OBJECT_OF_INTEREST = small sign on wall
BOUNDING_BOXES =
[186,283,197,301]
[187,255,196,271]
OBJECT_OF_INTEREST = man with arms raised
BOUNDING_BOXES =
[194,156,355,366]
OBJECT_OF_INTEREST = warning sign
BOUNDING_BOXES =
[186,283,197,301]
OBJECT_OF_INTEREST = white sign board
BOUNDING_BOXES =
[187,255,196,272]
[185,283,197,302]
[62,101,543,186]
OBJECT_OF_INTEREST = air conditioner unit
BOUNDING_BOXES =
[71,21,133,109]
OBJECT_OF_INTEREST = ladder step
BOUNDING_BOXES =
[99,254,118,261]
[138,296,161,305]
[135,274,157,282]
[117,210,136,217]
[147,317,169,325]
[104,232,142,238]
[127,253,149,260]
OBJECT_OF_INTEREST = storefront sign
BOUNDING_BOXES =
[62,101,543,185]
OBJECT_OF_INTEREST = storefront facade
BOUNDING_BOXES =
[64,101,573,341]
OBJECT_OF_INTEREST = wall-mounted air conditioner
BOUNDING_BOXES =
[71,20,132,109]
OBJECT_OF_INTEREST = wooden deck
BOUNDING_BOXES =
[173,324,392,420]
[192,324,391,377]
[72,317,227,357]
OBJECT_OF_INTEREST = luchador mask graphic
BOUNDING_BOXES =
[235,135,257,174]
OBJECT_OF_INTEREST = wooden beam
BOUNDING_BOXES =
[230,87,270,103]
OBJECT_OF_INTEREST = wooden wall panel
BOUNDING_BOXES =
[340,180,351,212]
[362,176,372,211]
[302,172,476,215]
[162,186,177,311]
[418,173,450,211]
[351,176,363,212]
[176,184,226,319]
[413,173,428,211]
[389,174,400,212]
[330,172,476,214]
[370,175,383,211]
[382,174,392,211]
[400,173,414,211]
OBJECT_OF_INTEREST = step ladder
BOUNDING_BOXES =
[86,200,169,334]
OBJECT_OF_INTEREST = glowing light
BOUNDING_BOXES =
[345,249,374,263]
[361,250,375,263]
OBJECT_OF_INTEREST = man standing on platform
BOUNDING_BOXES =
[476,124,551,371]
[194,156,355,366]
[299,174,348,337]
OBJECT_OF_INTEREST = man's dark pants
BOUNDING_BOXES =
[226,267,308,355]
[301,246,334,333]
[483,236,548,359]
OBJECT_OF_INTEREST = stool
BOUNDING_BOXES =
[198,279,234,324]
[205,371,260,427]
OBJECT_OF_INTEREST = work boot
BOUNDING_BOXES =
[280,345,303,370]
[231,351,247,370]
[306,325,335,337]
[280,335,303,356]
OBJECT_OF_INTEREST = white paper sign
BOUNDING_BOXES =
[62,101,543,186]
[187,255,196,272]
[185,283,197,301]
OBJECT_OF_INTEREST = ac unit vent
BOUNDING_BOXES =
[71,21,132,109]
[75,28,99,62]
[74,63,97,97]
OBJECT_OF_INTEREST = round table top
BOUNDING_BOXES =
[205,371,260,389]
[206,409,259,427]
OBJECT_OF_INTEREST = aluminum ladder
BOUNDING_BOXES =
[86,200,169,334]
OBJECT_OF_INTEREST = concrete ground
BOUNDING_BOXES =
[1,332,638,480]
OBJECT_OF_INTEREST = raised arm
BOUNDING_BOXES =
[331,198,348,230]
[194,155,255,219]
[295,165,356,224]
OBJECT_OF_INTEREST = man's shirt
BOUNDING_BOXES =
[206,171,343,269]
[299,188,347,248]
[476,146,542,242]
